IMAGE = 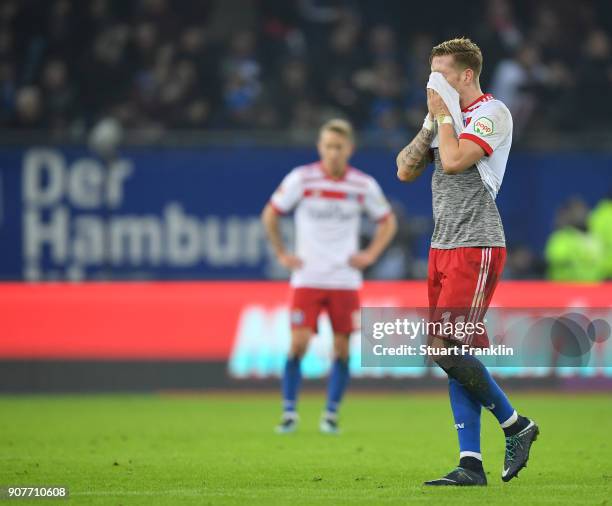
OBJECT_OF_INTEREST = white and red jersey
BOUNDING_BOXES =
[269,161,391,290]
[459,93,513,199]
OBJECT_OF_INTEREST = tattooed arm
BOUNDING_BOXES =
[396,126,435,182]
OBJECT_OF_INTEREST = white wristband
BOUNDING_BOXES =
[423,116,434,131]
[436,115,453,127]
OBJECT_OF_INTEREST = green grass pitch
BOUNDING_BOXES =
[1,392,611,505]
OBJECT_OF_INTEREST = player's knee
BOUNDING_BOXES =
[290,329,312,358]
[289,341,308,358]
[333,334,350,360]
[427,337,455,371]
[433,354,483,390]
[432,352,462,373]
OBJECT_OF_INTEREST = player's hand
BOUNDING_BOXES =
[349,250,376,270]
[277,252,303,270]
[427,89,450,117]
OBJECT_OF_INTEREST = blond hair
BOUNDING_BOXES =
[319,118,355,142]
[430,37,483,77]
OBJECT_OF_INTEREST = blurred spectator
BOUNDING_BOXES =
[367,24,398,64]
[490,45,546,136]
[88,116,123,160]
[588,198,612,279]
[0,62,16,122]
[402,33,434,128]
[40,59,75,132]
[11,86,44,129]
[504,245,545,280]
[545,198,606,282]
[318,16,364,124]
[573,30,612,124]
[476,0,523,85]
[221,30,263,127]
[362,200,429,280]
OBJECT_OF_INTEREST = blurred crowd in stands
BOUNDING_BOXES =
[1,0,612,144]
[1,0,610,282]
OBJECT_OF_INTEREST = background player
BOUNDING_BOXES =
[262,119,397,434]
[396,38,539,485]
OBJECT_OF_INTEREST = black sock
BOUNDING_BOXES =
[503,415,529,437]
[459,456,484,473]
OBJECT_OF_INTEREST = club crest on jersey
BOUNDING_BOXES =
[473,117,494,136]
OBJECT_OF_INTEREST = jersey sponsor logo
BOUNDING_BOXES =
[473,117,494,136]
[306,202,355,221]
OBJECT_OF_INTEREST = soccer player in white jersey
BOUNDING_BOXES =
[396,38,539,485]
[262,119,397,434]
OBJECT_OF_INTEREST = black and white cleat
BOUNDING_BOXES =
[424,467,487,486]
[502,419,540,482]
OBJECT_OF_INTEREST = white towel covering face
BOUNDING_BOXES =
[426,71,462,147]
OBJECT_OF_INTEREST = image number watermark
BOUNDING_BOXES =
[0,486,69,499]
